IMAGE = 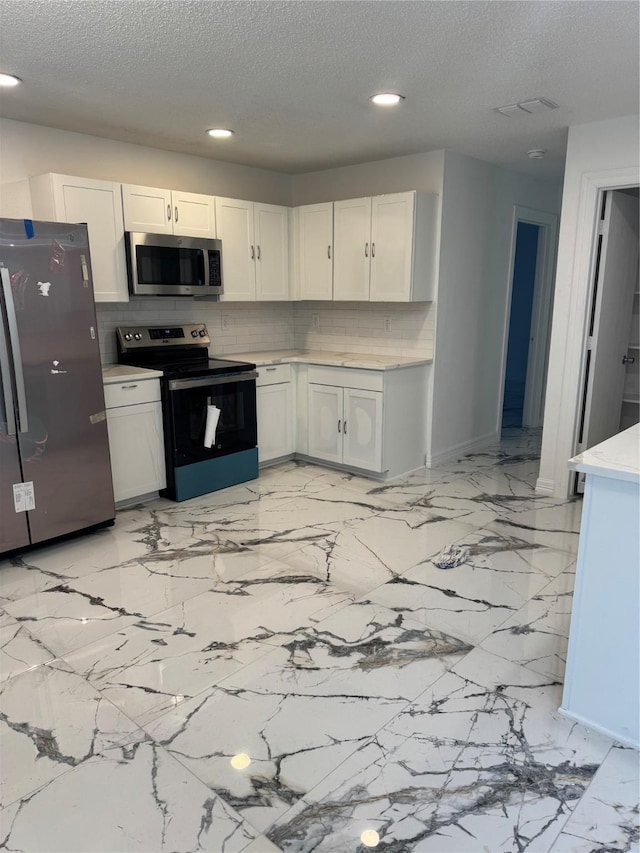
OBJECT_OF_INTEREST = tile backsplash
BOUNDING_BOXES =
[294,301,435,358]
[96,299,435,363]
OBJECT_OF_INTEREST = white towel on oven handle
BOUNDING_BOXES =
[203,405,220,448]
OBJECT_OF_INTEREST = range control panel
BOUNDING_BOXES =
[116,324,210,350]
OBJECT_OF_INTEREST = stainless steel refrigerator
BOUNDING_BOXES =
[0,218,115,554]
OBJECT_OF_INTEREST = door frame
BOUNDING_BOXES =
[536,166,640,498]
[497,205,559,431]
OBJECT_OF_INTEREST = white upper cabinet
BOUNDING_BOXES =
[296,192,437,302]
[369,191,437,302]
[122,184,216,238]
[254,203,289,300]
[216,197,289,301]
[297,202,334,300]
[333,197,372,301]
[30,173,129,303]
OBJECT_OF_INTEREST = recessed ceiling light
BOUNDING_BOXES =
[369,93,405,106]
[207,128,234,139]
[527,149,547,160]
[0,73,22,87]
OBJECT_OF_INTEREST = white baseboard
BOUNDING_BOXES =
[535,477,555,495]
[427,430,499,468]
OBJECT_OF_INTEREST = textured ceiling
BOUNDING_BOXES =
[0,0,638,179]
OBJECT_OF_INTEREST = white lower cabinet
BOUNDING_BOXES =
[104,378,166,503]
[308,384,383,471]
[305,363,426,478]
[256,364,294,463]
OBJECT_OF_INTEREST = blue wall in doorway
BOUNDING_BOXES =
[502,222,540,428]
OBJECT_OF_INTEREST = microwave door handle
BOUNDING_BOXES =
[0,289,17,436]
[202,250,210,288]
[0,268,27,433]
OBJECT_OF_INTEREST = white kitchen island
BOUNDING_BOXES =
[562,424,640,748]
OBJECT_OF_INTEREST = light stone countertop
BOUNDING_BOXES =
[102,364,164,384]
[569,423,640,484]
[228,349,432,371]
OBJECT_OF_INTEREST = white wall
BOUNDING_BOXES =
[429,151,561,464]
[538,115,640,497]
[0,118,293,217]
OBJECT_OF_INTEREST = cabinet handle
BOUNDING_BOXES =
[256,245,261,260]
[251,245,255,260]
[266,366,277,371]
[175,206,179,223]
[167,204,172,222]
[337,419,341,433]
[343,420,347,435]
[121,383,139,389]
[328,245,332,259]
[371,242,376,258]
[365,242,369,258]
[623,355,635,364]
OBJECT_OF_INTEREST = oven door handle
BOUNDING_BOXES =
[168,371,258,391]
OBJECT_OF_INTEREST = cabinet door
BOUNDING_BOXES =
[172,190,216,238]
[297,203,333,300]
[122,184,173,234]
[106,401,166,502]
[333,197,372,301]
[257,383,293,462]
[370,192,415,301]
[31,175,129,303]
[215,197,256,301]
[343,388,383,471]
[254,203,289,300]
[307,384,342,462]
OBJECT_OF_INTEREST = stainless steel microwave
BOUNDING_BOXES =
[125,232,223,297]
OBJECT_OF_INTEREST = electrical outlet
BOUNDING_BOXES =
[312,313,320,330]
[384,316,392,332]
[221,315,231,332]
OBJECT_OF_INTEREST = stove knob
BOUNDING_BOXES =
[134,332,143,341]
[191,330,199,338]
[198,329,207,337]
[124,332,133,341]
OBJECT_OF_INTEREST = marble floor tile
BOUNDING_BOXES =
[487,499,583,555]
[366,529,573,645]
[267,650,613,853]
[0,741,260,852]
[479,570,576,679]
[62,559,354,725]
[143,602,471,833]
[1,427,631,853]
[0,659,144,809]
[0,611,56,683]
[550,743,640,852]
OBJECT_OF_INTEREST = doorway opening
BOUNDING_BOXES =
[499,206,559,435]
[574,186,639,493]
[502,222,541,428]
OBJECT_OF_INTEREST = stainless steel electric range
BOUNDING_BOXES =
[117,324,258,502]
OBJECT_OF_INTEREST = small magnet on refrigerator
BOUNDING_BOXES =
[23,219,34,239]
[37,281,52,296]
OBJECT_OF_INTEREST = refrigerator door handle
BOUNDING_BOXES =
[0,298,17,436]
[0,267,28,433]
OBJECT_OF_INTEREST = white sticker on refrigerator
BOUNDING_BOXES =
[13,482,35,513]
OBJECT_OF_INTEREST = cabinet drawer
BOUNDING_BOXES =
[307,364,383,392]
[104,378,161,409]
[256,363,292,387]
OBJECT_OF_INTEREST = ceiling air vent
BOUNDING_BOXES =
[495,98,558,117]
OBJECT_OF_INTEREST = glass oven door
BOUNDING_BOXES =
[166,372,257,467]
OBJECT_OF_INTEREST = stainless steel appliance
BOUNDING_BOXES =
[117,324,258,501]
[0,218,115,554]
[125,232,223,298]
